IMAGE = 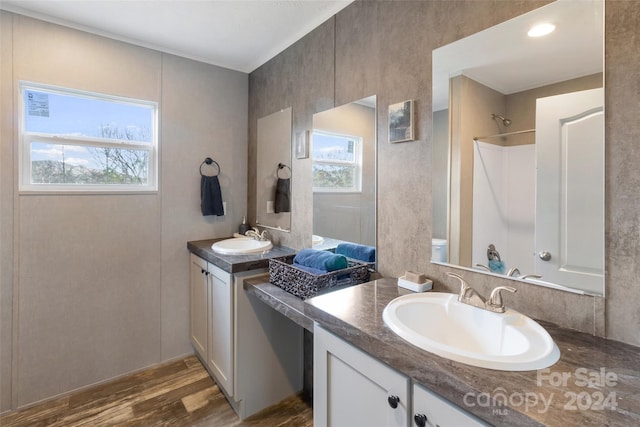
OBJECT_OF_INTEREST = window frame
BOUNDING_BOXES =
[312,130,363,194]
[18,81,159,193]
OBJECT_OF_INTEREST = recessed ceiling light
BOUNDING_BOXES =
[528,23,556,37]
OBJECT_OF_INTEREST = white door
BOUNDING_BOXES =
[535,88,604,293]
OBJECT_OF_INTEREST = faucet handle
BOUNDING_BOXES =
[507,267,521,277]
[488,286,517,312]
[446,272,471,298]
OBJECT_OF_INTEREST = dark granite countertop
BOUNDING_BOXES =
[245,276,640,427]
[187,238,296,274]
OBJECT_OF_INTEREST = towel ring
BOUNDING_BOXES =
[277,163,291,179]
[200,157,220,177]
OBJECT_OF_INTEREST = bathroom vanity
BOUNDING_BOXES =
[314,325,488,426]
[187,239,301,419]
[245,277,640,427]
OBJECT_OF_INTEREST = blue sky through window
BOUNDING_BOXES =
[312,132,355,162]
[25,89,153,141]
[24,87,155,172]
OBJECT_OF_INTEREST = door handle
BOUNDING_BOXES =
[539,251,551,261]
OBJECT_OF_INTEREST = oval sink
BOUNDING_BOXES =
[211,237,273,255]
[382,292,559,371]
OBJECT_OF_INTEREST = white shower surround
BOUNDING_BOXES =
[472,141,535,274]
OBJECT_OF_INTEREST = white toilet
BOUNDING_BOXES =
[431,239,447,262]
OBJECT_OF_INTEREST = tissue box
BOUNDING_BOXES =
[269,257,370,299]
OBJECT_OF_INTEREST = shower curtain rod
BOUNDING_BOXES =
[473,128,535,141]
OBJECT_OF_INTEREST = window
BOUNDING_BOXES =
[312,131,362,192]
[19,82,158,192]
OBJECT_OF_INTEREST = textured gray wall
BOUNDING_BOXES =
[1,13,248,410]
[248,18,335,250]
[248,1,640,347]
[0,11,14,415]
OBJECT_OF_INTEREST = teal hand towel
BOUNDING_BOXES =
[335,243,376,262]
[294,249,348,272]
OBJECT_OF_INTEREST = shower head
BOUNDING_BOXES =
[492,113,512,127]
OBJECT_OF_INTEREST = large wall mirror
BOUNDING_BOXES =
[432,1,604,295]
[256,107,292,231]
[311,96,377,263]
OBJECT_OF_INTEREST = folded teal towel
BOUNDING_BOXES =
[488,259,505,274]
[335,243,376,262]
[294,249,348,272]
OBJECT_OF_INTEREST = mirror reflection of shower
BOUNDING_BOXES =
[491,113,512,135]
[491,113,511,141]
[491,113,511,127]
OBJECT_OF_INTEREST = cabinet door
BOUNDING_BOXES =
[314,325,409,427]
[207,262,234,396]
[189,254,208,361]
[412,384,488,427]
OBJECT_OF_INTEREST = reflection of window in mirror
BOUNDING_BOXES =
[312,131,362,193]
[311,96,376,254]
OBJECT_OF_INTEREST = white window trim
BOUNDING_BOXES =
[312,130,363,193]
[18,81,159,193]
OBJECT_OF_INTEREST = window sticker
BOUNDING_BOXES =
[27,91,49,117]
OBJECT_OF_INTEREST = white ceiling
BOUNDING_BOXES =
[0,0,353,73]
[432,0,603,111]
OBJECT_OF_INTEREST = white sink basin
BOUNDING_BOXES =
[382,292,560,371]
[211,237,273,255]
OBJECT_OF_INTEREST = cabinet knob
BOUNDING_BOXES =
[387,394,400,409]
[201,269,205,274]
[414,413,428,427]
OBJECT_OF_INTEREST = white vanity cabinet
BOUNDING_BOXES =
[189,254,233,395]
[189,253,303,419]
[314,325,488,427]
[314,325,410,427]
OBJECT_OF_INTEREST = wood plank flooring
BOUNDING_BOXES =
[1,355,313,427]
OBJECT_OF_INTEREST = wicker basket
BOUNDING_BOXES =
[269,257,370,299]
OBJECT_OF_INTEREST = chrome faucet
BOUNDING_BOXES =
[245,227,269,241]
[446,272,517,313]
[487,286,517,313]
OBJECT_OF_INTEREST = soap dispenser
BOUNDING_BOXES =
[238,216,251,235]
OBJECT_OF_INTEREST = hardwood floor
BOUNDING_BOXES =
[1,355,313,427]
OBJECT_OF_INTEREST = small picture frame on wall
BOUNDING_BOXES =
[295,130,309,159]
[389,100,415,143]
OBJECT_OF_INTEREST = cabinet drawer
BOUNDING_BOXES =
[412,383,488,427]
